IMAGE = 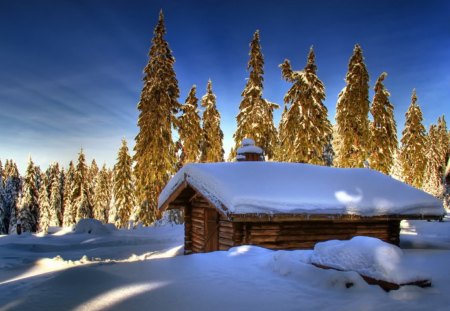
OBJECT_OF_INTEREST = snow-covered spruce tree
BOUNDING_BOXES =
[4,160,21,233]
[0,160,6,234]
[201,80,224,162]
[63,161,76,226]
[278,47,332,164]
[334,44,370,168]
[134,11,180,226]
[19,158,39,232]
[93,164,112,224]
[88,159,99,202]
[178,85,202,166]
[38,174,51,234]
[443,158,450,210]
[74,149,92,222]
[422,116,448,198]
[368,73,397,174]
[399,89,427,189]
[114,139,135,228]
[437,116,449,167]
[233,30,278,159]
[49,164,63,227]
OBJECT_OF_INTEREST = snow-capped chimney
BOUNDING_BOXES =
[236,138,264,162]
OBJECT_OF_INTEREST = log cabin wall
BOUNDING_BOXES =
[217,220,400,252]
[182,191,401,254]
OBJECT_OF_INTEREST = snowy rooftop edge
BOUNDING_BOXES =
[158,162,445,217]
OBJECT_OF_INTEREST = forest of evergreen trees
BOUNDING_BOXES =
[1,11,449,234]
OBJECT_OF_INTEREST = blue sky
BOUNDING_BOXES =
[1,0,449,172]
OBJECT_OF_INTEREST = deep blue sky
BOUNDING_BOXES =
[1,0,449,172]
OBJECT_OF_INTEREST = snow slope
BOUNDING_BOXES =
[159,162,444,216]
[1,218,450,311]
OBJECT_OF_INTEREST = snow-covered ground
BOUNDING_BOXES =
[1,218,450,311]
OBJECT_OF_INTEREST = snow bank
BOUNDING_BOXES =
[311,236,430,284]
[73,219,116,235]
[159,162,444,216]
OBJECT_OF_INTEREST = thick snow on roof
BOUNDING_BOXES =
[158,162,444,216]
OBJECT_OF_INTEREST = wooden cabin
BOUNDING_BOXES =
[158,162,445,254]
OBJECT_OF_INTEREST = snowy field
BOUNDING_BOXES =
[1,218,450,311]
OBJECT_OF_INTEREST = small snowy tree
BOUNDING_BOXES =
[19,158,39,232]
[93,165,112,224]
[114,139,135,228]
[201,80,224,162]
[334,44,370,168]
[443,158,450,210]
[368,73,397,174]
[63,161,76,227]
[233,30,278,159]
[399,89,427,188]
[74,149,92,222]
[0,160,6,234]
[278,47,332,164]
[178,85,202,166]
[38,175,51,234]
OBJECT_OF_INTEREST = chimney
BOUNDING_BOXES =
[236,138,265,162]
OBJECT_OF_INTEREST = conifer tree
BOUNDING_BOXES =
[38,174,51,233]
[134,11,180,226]
[437,116,449,168]
[233,30,278,159]
[88,159,99,202]
[178,85,202,166]
[4,160,21,233]
[93,164,112,223]
[443,158,450,210]
[368,73,397,174]
[114,139,135,228]
[0,160,6,234]
[74,149,92,222]
[49,165,63,227]
[63,161,76,226]
[334,44,370,168]
[399,90,427,188]
[422,116,449,197]
[278,47,332,164]
[201,80,224,162]
[19,158,39,232]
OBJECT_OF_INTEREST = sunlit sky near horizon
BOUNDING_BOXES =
[1,0,449,173]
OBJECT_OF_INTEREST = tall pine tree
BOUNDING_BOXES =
[74,149,92,222]
[63,161,76,226]
[178,85,202,166]
[334,44,370,168]
[278,47,332,164]
[114,139,135,228]
[0,160,6,234]
[134,10,180,226]
[93,164,112,224]
[399,89,427,188]
[368,73,397,174]
[201,80,224,162]
[38,174,51,234]
[233,30,278,159]
[19,158,39,232]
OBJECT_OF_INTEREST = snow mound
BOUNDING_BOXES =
[73,219,114,235]
[311,236,430,284]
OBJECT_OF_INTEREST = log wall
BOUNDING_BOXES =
[183,192,401,254]
[217,220,400,251]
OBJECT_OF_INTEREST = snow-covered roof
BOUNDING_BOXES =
[158,162,445,217]
[236,145,263,155]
